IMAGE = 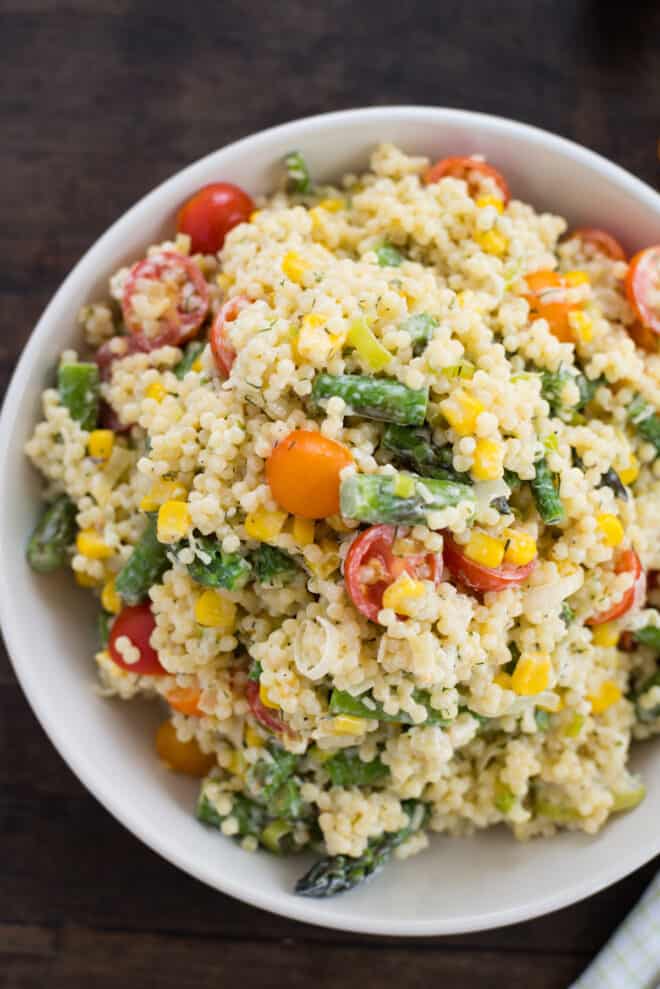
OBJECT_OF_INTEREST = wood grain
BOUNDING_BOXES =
[1,1,659,985]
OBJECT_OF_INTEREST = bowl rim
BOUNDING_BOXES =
[2,105,660,936]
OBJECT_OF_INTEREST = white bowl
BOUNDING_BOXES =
[2,107,659,936]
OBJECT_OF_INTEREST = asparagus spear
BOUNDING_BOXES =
[295,800,428,897]
[530,456,565,525]
[285,151,312,194]
[399,313,438,354]
[58,362,100,431]
[26,494,77,573]
[174,340,205,379]
[375,243,403,267]
[115,515,169,604]
[311,374,428,426]
[541,367,598,422]
[628,395,660,456]
[634,626,660,652]
[340,471,475,525]
[381,424,469,483]
[325,749,390,787]
[185,535,252,590]
[251,544,299,587]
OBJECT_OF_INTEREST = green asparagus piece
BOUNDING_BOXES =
[98,610,113,648]
[399,313,438,354]
[628,395,660,456]
[325,749,390,787]
[634,671,660,723]
[541,367,597,422]
[311,373,428,426]
[329,688,450,727]
[251,544,299,586]
[375,243,403,267]
[530,456,565,525]
[381,424,469,483]
[186,535,252,590]
[295,800,428,897]
[115,515,169,604]
[26,494,77,573]
[285,151,312,194]
[340,471,475,525]
[260,819,297,854]
[598,467,628,501]
[634,625,660,652]
[58,362,100,431]
[174,340,205,379]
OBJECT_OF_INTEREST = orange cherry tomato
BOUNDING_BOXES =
[522,270,578,343]
[176,182,254,255]
[443,534,536,594]
[109,603,165,675]
[155,720,216,777]
[266,429,353,519]
[210,296,248,377]
[625,246,660,336]
[425,156,510,203]
[586,550,646,626]
[121,251,209,349]
[166,684,204,717]
[567,228,626,261]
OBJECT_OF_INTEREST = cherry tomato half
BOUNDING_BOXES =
[109,602,165,675]
[443,534,536,594]
[586,549,646,626]
[344,524,442,622]
[522,269,578,343]
[210,296,248,377]
[245,679,289,735]
[176,182,255,255]
[567,228,626,262]
[121,251,209,349]
[425,156,510,204]
[625,246,660,336]
[266,430,354,519]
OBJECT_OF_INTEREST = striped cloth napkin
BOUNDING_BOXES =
[570,873,660,989]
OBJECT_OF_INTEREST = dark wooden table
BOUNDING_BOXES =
[2,1,659,985]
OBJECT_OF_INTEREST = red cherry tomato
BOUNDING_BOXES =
[443,534,536,594]
[176,182,254,255]
[425,156,510,204]
[121,251,209,349]
[586,549,646,626]
[245,679,289,735]
[344,524,442,622]
[567,228,626,261]
[210,296,248,377]
[109,603,165,675]
[625,246,660,336]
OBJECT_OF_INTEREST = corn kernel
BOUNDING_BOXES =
[618,455,639,486]
[568,309,593,343]
[382,572,426,616]
[475,229,509,256]
[226,750,245,776]
[494,672,513,690]
[191,357,204,373]
[472,438,504,481]
[330,715,366,736]
[475,195,504,213]
[511,654,551,695]
[245,725,265,748]
[503,528,537,566]
[317,198,344,212]
[440,388,485,436]
[259,682,279,709]
[588,679,622,715]
[101,577,122,614]
[77,529,113,559]
[157,500,191,543]
[249,210,261,222]
[75,569,99,587]
[244,507,288,542]
[87,429,114,461]
[194,589,236,630]
[292,516,315,547]
[596,513,624,548]
[563,269,590,287]
[302,312,328,330]
[465,531,505,569]
[145,381,168,403]
[592,623,620,648]
[282,251,310,284]
[139,479,187,512]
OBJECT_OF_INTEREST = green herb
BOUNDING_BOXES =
[285,151,312,194]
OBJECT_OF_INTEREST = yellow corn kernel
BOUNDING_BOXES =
[157,500,191,543]
[302,312,328,330]
[317,197,345,212]
[259,682,279,710]
[503,528,537,566]
[511,654,551,696]
[588,679,622,715]
[330,715,366,736]
[381,572,426,616]
[472,438,504,481]
[87,429,114,461]
[75,569,100,587]
[244,507,288,542]
[475,195,504,213]
[282,251,310,284]
[101,577,122,614]
[618,455,639,486]
[596,513,624,548]
[568,310,593,343]
[139,479,188,512]
[440,388,485,436]
[76,529,113,560]
[592,622,619,648]
[563,269,590,287]
[226,750,245,776]
[465,531,505,569]
[194,589,236,630]
[494,671,513,690]
[191,357,204,373]
[292,516,315,547]
[475,229,509,256]
[249,210,261,222]
[245,725,265,749]
[145,381,168,403]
